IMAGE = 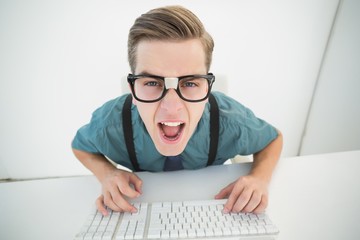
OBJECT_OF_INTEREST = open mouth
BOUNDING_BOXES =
[159,121,185,142]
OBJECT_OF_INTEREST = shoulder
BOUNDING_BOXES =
[210,91,251,120]
[210,91,272,137]
[90,94,130,127]
[209,92,278,156]
[195,91,253,133]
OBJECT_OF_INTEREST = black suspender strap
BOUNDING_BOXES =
[122,94,142,171]
[122,93,219,171]
[207,93,219,166]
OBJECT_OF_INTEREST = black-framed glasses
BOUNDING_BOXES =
[127,73,215,103]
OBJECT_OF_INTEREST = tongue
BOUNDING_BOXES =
[162,125,181,138]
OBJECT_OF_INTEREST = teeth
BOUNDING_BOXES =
[161,122,182,127]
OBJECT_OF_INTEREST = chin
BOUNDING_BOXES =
[155,141,186,156]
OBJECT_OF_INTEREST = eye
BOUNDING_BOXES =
[183,81,197,87]
[142,78,164,87]
[180,78,200,88]
[144,81,160,87]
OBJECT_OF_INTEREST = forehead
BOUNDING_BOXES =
[135,39,207,76]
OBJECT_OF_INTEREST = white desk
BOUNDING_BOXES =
[1,151,360,240]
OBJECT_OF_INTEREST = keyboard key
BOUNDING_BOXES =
[147,229,161,239]
[187,229,196,237]
[205,228,214,237]
[170,229,178,238]
[231,226,241,235]
[213,227,223,236]
[223,227,232,236]
[92,231,103,240]
[102,231,113,240]
[248,226,258,235]
[178,229,187,238]
[196,229,205,237]
[160,229,170,239]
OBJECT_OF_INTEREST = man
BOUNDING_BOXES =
[72,5,283,216]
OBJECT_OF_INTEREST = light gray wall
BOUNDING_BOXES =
[300,0,360,155]
[1,0,353,180]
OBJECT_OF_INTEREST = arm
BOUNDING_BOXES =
[72,149,142,215]
[215,130,283,213]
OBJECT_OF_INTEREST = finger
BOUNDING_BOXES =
[118,179,141,199]
[108,186,138,213]
[214,182,234,199]
[243,190,262,213]
[253,194,268,214]
[129,174,143,194]
[95,195,109,216]
[232,187,252,213]
[223,183,244,213]
[103,191,123,212]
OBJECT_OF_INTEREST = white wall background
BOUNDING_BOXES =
[299,0,360,155]
[0,0,358,180]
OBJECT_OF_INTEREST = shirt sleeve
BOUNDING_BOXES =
[71,96,124,155]
[71,123,100,154]
[214,92,278,158]
[238,106,278,155]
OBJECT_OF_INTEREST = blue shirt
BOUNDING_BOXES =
[72,91,278,171]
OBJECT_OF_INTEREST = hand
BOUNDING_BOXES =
[215,174,269,214]
[96,169,143,216]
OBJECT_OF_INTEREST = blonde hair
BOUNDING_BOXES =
[128,5,214,73]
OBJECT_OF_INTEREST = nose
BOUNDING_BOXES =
[159,89,183,112]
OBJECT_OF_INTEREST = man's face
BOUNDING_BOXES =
[132,39,208,156]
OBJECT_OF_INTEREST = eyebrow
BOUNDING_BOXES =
[137,70,158,76]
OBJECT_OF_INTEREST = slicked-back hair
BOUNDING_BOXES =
[128,5,214,73]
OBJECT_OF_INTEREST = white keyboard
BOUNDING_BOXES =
[74,199,279,240]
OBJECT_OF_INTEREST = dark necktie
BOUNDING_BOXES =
[163,155,184,171]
